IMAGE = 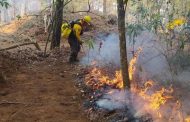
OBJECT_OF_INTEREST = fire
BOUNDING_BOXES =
[86,67,174,118]
[128,55,137,81]
[85,68,123,89]
[85,48,178,122]
[186,117,190,122]
[128,48,142,92]
[85,48,142,90]
[139,82,173,110]
[138,81,174,118]
[128,48,142,81]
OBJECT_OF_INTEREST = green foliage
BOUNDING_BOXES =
[127,24,144,44]
[130,0,138,6]
[183,25,190,31]
[84,39,94,62]
[168,13,174,22]
[146,13,162,33]
[124,0,129,5]
[130,1,163,34]
[0,0,9,8]
[178,25,190,49]
[187,10,190,18]
[136,5,148,19]
[16,15,21,20]
[127,0,190,73]
[84,39,94,50]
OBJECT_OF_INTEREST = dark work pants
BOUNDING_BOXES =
[68,35,81,62]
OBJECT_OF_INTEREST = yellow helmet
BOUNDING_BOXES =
[84,16,91,23]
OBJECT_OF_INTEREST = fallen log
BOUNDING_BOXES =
[0,42,41,52]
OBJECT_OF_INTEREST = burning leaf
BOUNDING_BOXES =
[139,81,173,112]
[85,68,123,89]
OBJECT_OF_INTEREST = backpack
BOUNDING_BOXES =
[61,19,83,39]
[69,19,84,35]
[69,19,81,28]
[61,22,72,39]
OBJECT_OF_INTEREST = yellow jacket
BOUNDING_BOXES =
[72,22,83,43]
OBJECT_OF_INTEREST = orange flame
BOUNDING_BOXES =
[85,48,177,118]
[85,48,142,89]
[139,81,173,118]
[128,48,142,81]
[186,117,190,122]
[85,68,123,89]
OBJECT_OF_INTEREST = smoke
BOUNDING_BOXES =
[81,31,172,81]
[96,89,130,111]
[82,32,190,121]
[96,88,190,122]
[0,0,51,24]
[96,89,162,121]
[81,33,120,66]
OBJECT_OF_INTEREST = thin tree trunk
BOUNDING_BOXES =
[50,0,64,49]
[103,0,107,15]
[117,0,130,89]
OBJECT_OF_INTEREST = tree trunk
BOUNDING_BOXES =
[103,0,107,15]
[51,0,64,49]
[117,0,130,89]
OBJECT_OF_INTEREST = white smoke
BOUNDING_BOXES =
[95,89,158,121]
[81,31,173,81]
[82,32,190,121]
[96,89,130,111]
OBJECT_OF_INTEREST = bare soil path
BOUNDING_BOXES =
[0,56,88,122]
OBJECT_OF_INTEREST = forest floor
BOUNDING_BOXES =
[0,12,117,122]
[0,50,89,122]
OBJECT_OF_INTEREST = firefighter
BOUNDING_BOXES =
[68,16,92,63]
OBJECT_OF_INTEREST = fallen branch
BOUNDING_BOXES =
[0,42,41,52]
[71,11,104,18]
[70,0,103,18]
[26,14,40,17]
[0,100,26,105]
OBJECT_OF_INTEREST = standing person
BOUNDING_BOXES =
[67,16,92,63]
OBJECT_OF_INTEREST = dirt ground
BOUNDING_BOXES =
[0,48,91,122]
[0,9,119,121]
[0,13,109,122]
